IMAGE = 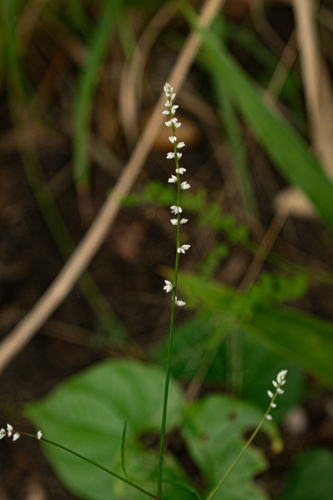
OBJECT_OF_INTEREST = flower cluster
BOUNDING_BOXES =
[266,370,287,420]
[0,424,42,441]
[162,83,191,307]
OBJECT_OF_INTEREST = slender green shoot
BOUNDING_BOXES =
[121,417,128,478]
[157,83,190,499]
[0,427,157,499]
[205,370,288,500]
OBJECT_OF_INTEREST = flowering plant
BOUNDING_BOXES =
[2,84,288,500]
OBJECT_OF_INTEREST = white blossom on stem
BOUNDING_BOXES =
[168,175,177,183]
[163,280,173,293]
[37,430,43,440]
[177,244,191,254]
[175,297,186,307]
[170,206,182,214]
[181,181,190,190]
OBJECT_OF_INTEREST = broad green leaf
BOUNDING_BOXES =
[183,394,280,500]
[282,449,333,500]
[185,8,333,230]
[178,272,333,386]
[25,359,184,500]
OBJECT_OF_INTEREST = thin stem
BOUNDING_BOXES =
[20,433,157,499]
[205,414,267,500]
[157,93,183,499]
[205,375,286,500]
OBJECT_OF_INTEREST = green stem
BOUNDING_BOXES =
[21,433,157,499]
[205,394,279,500]
[156,113,183,499]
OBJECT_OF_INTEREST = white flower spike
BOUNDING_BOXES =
[266,370,288,421]
[163,82,191,309]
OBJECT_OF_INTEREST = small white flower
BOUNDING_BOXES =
[181,181,190,190]
[168,175,177,183]
[37,430,43,440]
[0,429,6,439]
[180,218,188,224]
[13,433,20,441]
[171,105,179,113]
[169,136,177,143]
[277,370,288,385]
[174,122,181,129]
[175,297,186,306]
[162,110,170,115]
[267,390,274,399]
[176,152,182,159]
[177,142,185,148]
[270,403,277,408]
[272,380,278,388]
[164,83,173,94]
[170,206,182,214]
[166,152,175,159]
[277,388,284,395]
[170,219,178,225]
[171,93,176,101]
[165,120,172,127]
[177,244,191,254]
[266,415,273,421]
[176,167,186,174]
[163,280,173,293]
[7,424,13,437]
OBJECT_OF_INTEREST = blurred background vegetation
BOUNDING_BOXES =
[1,0,333,499]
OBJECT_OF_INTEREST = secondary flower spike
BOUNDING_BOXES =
[0,423,42,442]
[266,370,288,420]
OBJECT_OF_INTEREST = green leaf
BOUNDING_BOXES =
[152,315,302,420]
[25,359,184,500]
[282,449,333,500]
[185,8,333,230]
[74,2,122,187]
[178,272,333,386]
[183,394,280,499]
